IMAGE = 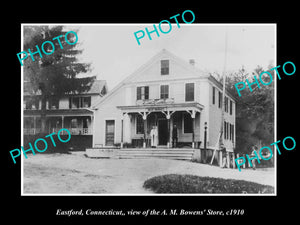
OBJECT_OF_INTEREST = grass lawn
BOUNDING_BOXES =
[143,174,274,194]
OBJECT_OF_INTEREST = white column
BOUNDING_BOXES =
[227,152,230,168]
[33,116,36,135]
[232,153,236,169]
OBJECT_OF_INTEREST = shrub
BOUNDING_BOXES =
[143,174,274,194]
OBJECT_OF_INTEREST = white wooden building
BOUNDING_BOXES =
[91,49,236,151]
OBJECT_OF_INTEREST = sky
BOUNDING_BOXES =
[66,24,275,90]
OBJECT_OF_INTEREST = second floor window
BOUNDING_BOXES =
[185,83,194,102]
[69,96,91,109]
[225,96,228,112]
[218,91,222,108]
[160,85,169,99]
[48,97,59,109]
[161,60,169,75]
[137,86,149,100]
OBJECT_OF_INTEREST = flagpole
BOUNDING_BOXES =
[220,28,228,148]
[210,28,228,165]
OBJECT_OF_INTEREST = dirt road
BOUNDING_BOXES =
[23,152,275,194]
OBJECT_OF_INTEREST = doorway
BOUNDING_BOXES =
[158,119,168,145]
[105,120,115,146]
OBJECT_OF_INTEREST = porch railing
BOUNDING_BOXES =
[24,127,93,135]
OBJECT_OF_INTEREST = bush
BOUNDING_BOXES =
[143,174,274,194]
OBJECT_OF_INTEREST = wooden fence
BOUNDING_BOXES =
[192,149,265,169]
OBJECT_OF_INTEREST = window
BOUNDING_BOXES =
[161,60,169,75]
[70,97,80,109]
[70,118,78,128]
[218,91,222,108]
[183,113,193,133]
[224,121,227,139]
[69,96,91,108]
[185,83,194,101]
[25,97,40,110]
[224,121,230,140]
[100,86,107,96]
[231,124,234,141]
[229,124,233,140]
[212,87,215,105]
[160,85,169,99]
[230,100,233,115]
[225,96,228,112]
[25,99,32,110]
[137,86,149,100]
[82,97,91,108]
[136,115,144,134]
[48,97,59,109]
[227,122,229,140]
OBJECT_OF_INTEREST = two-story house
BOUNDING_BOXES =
[23,79,108,150]
[91,49,236,152]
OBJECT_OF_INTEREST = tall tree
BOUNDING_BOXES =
[23,26,95,133]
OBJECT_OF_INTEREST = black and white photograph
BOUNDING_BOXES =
[21,24,276,195]
[5,4,298,224]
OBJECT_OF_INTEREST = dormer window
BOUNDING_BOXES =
[161,60,169,75]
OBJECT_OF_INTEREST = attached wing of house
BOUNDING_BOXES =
[23,79,108,150]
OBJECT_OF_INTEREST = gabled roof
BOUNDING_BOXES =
[92,49,236,108]
[86,80,107,95]
[92,49,208,108]
[24,79,107,96]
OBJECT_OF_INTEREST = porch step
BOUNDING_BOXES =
[117,149,195,160]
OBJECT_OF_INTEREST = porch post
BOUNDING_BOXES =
[33,116,36,135]
[167,118,170,148]
[227,152,230,168]
[219,151,223,167]
[203,122,207,163]
[121,116,124,148]
[191,110,196,149]
[232,152,236,169]
[143,113,147,148]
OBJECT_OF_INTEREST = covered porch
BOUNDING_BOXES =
[23,109,94,135]
[117,101,204,149]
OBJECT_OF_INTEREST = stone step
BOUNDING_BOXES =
[118,149,195,160]
[119,151,195,154]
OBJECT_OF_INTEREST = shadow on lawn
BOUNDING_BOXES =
[143,174,274,194]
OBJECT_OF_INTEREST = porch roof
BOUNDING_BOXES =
[117,102,204,114]
[23,109,93,117]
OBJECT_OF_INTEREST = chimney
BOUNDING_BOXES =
[189,59,195,66]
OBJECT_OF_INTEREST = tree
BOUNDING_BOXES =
[23,25,95,133]
[213,65,274,154]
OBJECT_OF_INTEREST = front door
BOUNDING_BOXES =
[105,120,115,146]
[158,119,168,145]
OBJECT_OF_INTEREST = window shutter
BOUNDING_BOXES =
[137,87,141,100]
[145,86,149,99]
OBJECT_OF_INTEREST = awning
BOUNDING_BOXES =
[23,109,94,117]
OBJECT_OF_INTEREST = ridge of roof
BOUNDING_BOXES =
[92,49,208,108]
